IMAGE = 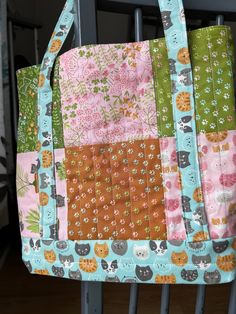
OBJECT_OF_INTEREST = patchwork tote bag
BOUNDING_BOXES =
[16,0,236,284]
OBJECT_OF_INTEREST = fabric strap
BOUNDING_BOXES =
[37,0,210,242]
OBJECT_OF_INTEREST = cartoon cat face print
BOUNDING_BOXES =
[42,131,52,146]
[133,244,150,260]
[42,240,53,246]
[177,151,190,168]
[193,207,208,225]
[186,241,205,253]
[55,241,68,251]
[181,269,198,282]
[161,11,173,30]
[172,80,178,94]
[52,265,64,278]
[178,68,192,86]
[204,270,221,284]
[40,173,50,189]
[169,59,177,74]
[213,240,229,253]
[168,240,183,247]
[49,223,58,240]
[68,269,82,281]
[56,25,69,37]
[101,259,118,274]
[94,242,109,258]
[171,251,188,267]
[177,116,193,133]
[29,239,41,252]
[111,240,128,256]
[75,243,90,256]
[182,196,191,212]
[59,254,74,268]
[50,186,65,208]
[30,158,40,174]
[149,240,167,256]
[135,265,153,282]
[192,254,211,270]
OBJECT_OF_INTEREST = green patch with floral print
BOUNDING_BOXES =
[16,60,64,153]
[150,25,236,137]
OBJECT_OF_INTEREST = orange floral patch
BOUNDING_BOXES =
[65,139,167,240]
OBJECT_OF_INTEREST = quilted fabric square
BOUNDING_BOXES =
[59,41,158,146]
[65,139,167,240]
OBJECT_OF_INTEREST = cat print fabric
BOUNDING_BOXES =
[21,237,236,284]
[16,0,236,284]
[16,150,68,240]
[198,131,236,239]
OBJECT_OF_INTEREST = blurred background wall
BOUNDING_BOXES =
[9,0,236,67]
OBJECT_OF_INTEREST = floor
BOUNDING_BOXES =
[0,244,232,314]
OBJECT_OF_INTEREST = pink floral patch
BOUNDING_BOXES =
[59,41,158,146]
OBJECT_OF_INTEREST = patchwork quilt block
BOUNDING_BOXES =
[16,0,236,284]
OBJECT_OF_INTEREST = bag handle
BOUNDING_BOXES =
[37,0,210,242]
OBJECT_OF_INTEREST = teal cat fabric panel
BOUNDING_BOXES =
[37,0,74,239]
[158,0,209,242]
[22,237,236,284]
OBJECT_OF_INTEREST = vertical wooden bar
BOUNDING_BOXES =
[195,285,206,314]
[73,0,98,47]
[81,281,103,314]
[129,283,139,314]
[127,9,143,314]
[134,8,143,41]
[34,27,39,65]
[7,20,18,141]
[228,278,236,314]
[72,1,102,313]
[160,284,170,314]
[216,14,224,25]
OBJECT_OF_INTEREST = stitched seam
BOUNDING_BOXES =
[54,149,68,240]
[123,142,133,239]
[149,41,172,239]
[175,0,210,241]
[92,145,100,240]
[24,258,236,269]
[143,140,152,239]
[206,28,228,233]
